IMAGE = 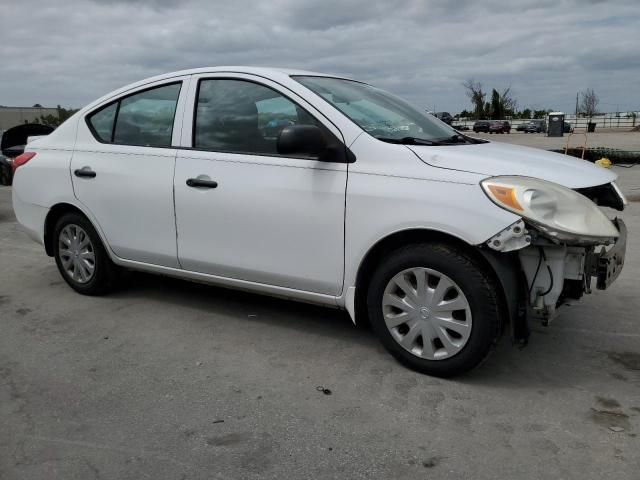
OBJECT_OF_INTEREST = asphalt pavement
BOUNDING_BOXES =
[1,166,639,479]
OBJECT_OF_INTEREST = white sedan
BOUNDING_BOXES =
[11,67,627,376]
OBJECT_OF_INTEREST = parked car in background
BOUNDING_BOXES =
[433,112,453,125]
[11,66,627,377]
[521,119,546,133]
[0,123,54,185]
[0,129,7,185]
[489,120,510,134]
[473,120,491,132]
[0,154,11,186]
[564,121,574,133]
[516,122,530,132]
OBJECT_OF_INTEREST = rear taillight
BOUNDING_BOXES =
[12,152,36,174]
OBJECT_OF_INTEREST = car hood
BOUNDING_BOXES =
[408,141,616,189]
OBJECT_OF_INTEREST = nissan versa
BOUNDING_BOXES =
[11,67,627,377]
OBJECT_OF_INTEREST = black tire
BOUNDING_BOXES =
[366,243,502,377]
[0,165,11,186]
[53,212,121,295]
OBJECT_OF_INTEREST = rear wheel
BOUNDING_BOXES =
[366,243,502,377]
[53,212,121,295]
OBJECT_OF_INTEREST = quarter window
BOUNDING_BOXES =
[193,79,327,156]
[87,82,181,147]
[88,102,117,142]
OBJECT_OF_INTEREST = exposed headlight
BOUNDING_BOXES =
[481,176,619,242]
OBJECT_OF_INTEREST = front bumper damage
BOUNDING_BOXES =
[595,219,627,290]
[487,217,627,333]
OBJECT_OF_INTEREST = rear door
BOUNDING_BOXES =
[174,74,347,295]
[71,78,189,267]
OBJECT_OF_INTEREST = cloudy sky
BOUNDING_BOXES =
[1,0,639,114]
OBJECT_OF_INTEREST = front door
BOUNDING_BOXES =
[174,77,347,295]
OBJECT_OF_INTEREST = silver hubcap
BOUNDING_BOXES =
[58,224,96,284]
[382,267,472,360]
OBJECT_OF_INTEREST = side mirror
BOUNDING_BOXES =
[277,124,327,157]
[277,124,355,163]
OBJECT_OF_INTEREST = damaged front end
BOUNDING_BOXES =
[490,218,626,327]
[481,177,627,340]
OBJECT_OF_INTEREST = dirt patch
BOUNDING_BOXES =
[607,351,640,371]
[422,456,444,468]
[206,432,251,447]
[596,396,621,409]
[610,372,628,382]
[589,408,630,431]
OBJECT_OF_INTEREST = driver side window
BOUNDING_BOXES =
[193,79,326,156]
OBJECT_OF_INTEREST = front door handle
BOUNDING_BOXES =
[186,178,218,189]
[74,167,96,178]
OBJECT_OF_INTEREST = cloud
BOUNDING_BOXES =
[0,0,638,113]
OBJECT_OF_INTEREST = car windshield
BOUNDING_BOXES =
[294,76,459,144]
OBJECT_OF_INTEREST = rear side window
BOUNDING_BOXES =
[87,82,181,147]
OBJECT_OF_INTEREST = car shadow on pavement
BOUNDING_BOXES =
[102,272,618,387]
[109,271,378,348]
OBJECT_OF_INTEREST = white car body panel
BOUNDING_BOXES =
[173,72,348,295]
[340,133,520,297]
[69,75,190,268]
[11,66,620,317]
[174,150,347,295]
[12,145,75,243]
[70,144,179,267]
[408,141,617,189]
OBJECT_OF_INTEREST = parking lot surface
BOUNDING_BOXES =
[469,130,640,151]
[1,166,640,479]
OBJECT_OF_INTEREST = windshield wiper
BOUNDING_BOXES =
[435,134,470,144]
[376,136,442,146]
[436,134,486,145]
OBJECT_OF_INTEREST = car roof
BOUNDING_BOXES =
[131,66,352,85]
[81,66,358,114]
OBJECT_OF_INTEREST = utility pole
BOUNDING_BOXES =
[575,92,579,118]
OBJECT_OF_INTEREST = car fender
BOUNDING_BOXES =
[339,135,520,317]
[14,164,117,262]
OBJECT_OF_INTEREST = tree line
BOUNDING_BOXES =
[459,80,600,121]
[27,104,79,127]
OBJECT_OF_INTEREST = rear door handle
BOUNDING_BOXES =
[74,167,96,178]
[186,178,218,189]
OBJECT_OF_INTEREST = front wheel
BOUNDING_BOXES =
[366,243,502,377]
[53,212,121,295]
